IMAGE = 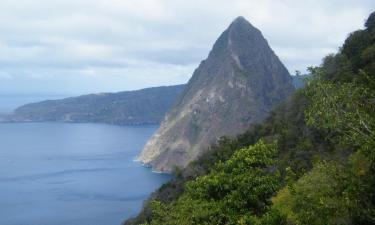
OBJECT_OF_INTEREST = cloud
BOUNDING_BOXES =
[0,72,13,80]
[0,0,373,94]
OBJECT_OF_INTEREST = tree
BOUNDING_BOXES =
[145,140,282,225]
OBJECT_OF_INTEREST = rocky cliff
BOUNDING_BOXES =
[138,17,295,172]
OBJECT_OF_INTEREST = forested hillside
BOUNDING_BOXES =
[126,11,375,225]
[5,85,185,125]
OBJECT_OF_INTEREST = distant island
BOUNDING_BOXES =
[3,85,185,125]
[1,77,306,126]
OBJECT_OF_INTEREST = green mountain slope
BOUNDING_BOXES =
[125,11,375,225]
[5,85,185,125]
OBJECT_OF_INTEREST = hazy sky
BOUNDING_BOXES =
[0,0,373,95]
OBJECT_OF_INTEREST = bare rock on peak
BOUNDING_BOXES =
[138,17,294,172]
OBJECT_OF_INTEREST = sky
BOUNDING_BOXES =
[0,0,373,95]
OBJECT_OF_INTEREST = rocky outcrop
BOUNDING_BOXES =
[138,16,295,172]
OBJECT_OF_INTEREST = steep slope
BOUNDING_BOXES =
[126,12,375,224]
[138,17,295,172]
[5,85,185,125]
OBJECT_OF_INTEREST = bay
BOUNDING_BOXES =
[0,122,169,225]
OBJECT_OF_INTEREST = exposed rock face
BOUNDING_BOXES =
[138,16,295,172]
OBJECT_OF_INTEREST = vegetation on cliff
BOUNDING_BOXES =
[126,11,375,225]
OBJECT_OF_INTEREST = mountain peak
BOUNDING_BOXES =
[138,17,294,172]
[229,16,255,31]
[231,16,248,24]
[209,16,261,58]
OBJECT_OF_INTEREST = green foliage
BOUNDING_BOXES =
[304,75,375,147]
[366,12,375,30]
[145,141,281,225]
[295,11,375,224]
[273,161,351,225]
[346,150,375,223]
[126,84,335,225]
[125,11,375,225]
[321,53,354,82]
[273,149,375,225]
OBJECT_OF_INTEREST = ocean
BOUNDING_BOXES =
[0,96,170,225]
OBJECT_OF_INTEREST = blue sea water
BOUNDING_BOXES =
[0,122,170,225]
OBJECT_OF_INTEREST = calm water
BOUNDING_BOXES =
[0,122,170,225]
